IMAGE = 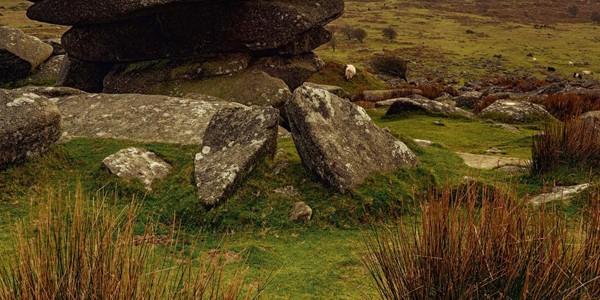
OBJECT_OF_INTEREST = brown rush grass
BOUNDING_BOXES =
[0,187,264,300]
[531,118,600,175]
[532,92,600,122]
[362,185,600,300]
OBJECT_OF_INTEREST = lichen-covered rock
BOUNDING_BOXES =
[303,82,351,100]
[0,26,53,83]
[253,53,324,90]
[194,106,279,206]
[102,147,172,190]
[455,91,482,109]
[54,93,243,144]
[57,55,113,92]
[286,86,419,193]
[60,0,342,62]
[104,53,251,92]
[15,86,86,98]
[0,89,62,166]
[104,62,290,107]
[361,89,422,103]
[386,98,475,119]
[289,202,312,222]
[479,100,552,123]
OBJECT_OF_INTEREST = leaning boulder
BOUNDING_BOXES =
[386,98,475,119]
[102,147,172,191]
[54,93,243,144]
[0,89,62,166]
[286,86,419,193]
[195,106,279,206]
[0,26,53,83]
[18,55,64,86]
[479,99,552,123]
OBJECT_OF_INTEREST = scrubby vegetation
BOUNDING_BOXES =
[363,185,600,299]
[0,187,263,299]
[532,91,600,121]
[531,118,600,176]
[370,56,408,82]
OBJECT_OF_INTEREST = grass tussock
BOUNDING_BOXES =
[0,187,264,300]
[362,186,600,299]
[532,92,600,121]
[531,118,600,175]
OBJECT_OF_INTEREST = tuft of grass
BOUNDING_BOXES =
[0,186,264,299]
[531,118,600,176]
[362,184,600,299]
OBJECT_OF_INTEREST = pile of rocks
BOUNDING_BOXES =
[27,0,344,107]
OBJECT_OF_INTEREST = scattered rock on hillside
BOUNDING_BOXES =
[286,86,419,193]
[530,184,591,206]
[455,91,482,109]
[0,26,53,83]
[102,147,172,190]
[54,93,243,144]
[386,98,475,119]
[361,89,422,102]
[536,82,570,95]
[195,106,279,206]
[0,89,62,166]
[496,165,528,174]
[414,139,434,147]
[479,99,552,123]
[457,152,530,170]
[289,202,312,222]
[303,82,351,100]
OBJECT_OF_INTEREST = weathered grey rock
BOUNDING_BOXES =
[0,89,62,166]
[27,0,234,25]
[303,82,351,100]
[496,165,528,174]
[490,122,521,134]
[536,82,569,95]
[104,53,251,91]
[386,98,475,119]
[57,55,113,92]
[530,184,590,206]
[457,152,530,170]
[18,55,64,86]
[455,91,482,109]
[414,139,434,147]
[289,201,312,222]
[479,100,552,123]
[362,89,422,103]
[0,26,53,83]
[60,0,342,62]
[195,106,279,206]
[253,53,324,90]
[54,93,243,144]
[102,147,172,190]
[15,86,86,98]
[286,86,419,193]
[104,64,291,107]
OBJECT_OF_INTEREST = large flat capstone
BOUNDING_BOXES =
[285,86,419,193]
[52,93,244,144]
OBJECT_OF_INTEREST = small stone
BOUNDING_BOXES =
[102,147,172,190]
[486,147,505,155]
[289,202,312,222]
[434,121,446,126]
[414,139,434,147]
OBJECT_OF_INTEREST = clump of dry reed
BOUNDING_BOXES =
[0,187,264,300]
[362,185,600,299]
[531,118,600,175]
[532,91,600,121]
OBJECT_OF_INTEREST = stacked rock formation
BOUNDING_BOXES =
[27,0,344,106]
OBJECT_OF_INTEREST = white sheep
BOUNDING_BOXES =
[582,70,594,75]
[568,61,575,65]
[532,57,537,62]
[345,64,357,81]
